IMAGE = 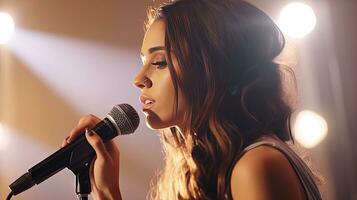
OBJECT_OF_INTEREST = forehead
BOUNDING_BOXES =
[141,20,166,56]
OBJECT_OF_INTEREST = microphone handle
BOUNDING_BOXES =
[9,118,118,195]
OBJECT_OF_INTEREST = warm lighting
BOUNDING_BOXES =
[0,123,10,150]
[293,110,328,148]
[279,2,316,38]
[7,28,138,114]
[0,12,15,44]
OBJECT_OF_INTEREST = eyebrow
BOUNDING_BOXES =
[140,46,166,57]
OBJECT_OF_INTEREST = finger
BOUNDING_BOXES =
[88,159,100,196]
[89,158,96,184]
[104,140,120,168]
[61,136,70,147]
[68,115,101,142]
[85,129,110,162]
[105,140,120,157]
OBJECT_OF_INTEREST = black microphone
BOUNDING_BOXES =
[8,103,140,196]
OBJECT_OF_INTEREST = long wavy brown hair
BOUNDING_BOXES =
[145,0,295,199]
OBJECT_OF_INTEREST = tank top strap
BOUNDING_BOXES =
[240,135,322,200]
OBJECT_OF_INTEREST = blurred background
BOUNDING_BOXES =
[0,0,356,199]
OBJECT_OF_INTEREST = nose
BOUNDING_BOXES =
[133,70,152,89]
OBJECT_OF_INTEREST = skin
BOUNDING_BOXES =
[63,20,185,200]
[230,146,306,200]
[64,20,306,200]
[134,19,186,130]
[62,116,122,200]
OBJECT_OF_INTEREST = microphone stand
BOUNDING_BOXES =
[72,162,92,200]
[67,142,95,200]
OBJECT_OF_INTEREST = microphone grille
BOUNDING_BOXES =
[108,104,140,135]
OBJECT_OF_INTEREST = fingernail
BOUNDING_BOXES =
[86,128,94,136]
[65,136,71,143]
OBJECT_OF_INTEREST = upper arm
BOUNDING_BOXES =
[230,146,305,200]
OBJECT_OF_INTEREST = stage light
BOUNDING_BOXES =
[0,12,15,45]
[7,28,139,114]
[0,123,10,150]
[279,2,316,38]
[293,110,328,148]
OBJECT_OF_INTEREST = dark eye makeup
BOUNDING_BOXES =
[151,60,168,69]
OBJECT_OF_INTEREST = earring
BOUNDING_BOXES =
[193,131,199,147]
[229,85,238,96]
[191,131,201,159]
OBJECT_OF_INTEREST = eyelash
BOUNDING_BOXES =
[151,60,167,69]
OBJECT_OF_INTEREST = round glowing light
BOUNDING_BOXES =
[0,12,15,45]
[279,2,316,38]
[293,110,328,148]
[0,124,10,150]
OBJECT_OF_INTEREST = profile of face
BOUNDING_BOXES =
[133,20,186,130]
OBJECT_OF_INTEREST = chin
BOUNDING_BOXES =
[143,110,175,130]
[145,116,172,130]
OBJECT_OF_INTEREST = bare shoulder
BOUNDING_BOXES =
[230,145,305,200]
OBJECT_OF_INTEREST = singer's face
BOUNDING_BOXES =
[134,20,186,130]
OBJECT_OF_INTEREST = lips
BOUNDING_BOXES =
[139,95,156,109]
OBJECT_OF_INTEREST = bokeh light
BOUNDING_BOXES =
[0,12,15,45]
[0,124,10,151]
[279,2,317,38]
[293,110,328,148]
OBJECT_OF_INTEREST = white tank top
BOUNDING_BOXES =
[237,135,322,200]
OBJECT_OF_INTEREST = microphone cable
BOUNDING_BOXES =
[6,191,13,200]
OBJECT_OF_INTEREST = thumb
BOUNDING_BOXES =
[85,129,110,162]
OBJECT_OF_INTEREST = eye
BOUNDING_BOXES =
[151,60,168,69]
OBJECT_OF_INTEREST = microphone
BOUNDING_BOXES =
[8,104,140,196]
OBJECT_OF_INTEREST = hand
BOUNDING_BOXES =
[62,115,122,200]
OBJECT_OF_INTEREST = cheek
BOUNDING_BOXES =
[155,69,176,109]
[145,70,186,129]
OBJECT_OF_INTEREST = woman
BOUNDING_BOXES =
[64,0,322,199]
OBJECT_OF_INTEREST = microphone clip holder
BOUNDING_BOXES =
[70,161,92,200]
